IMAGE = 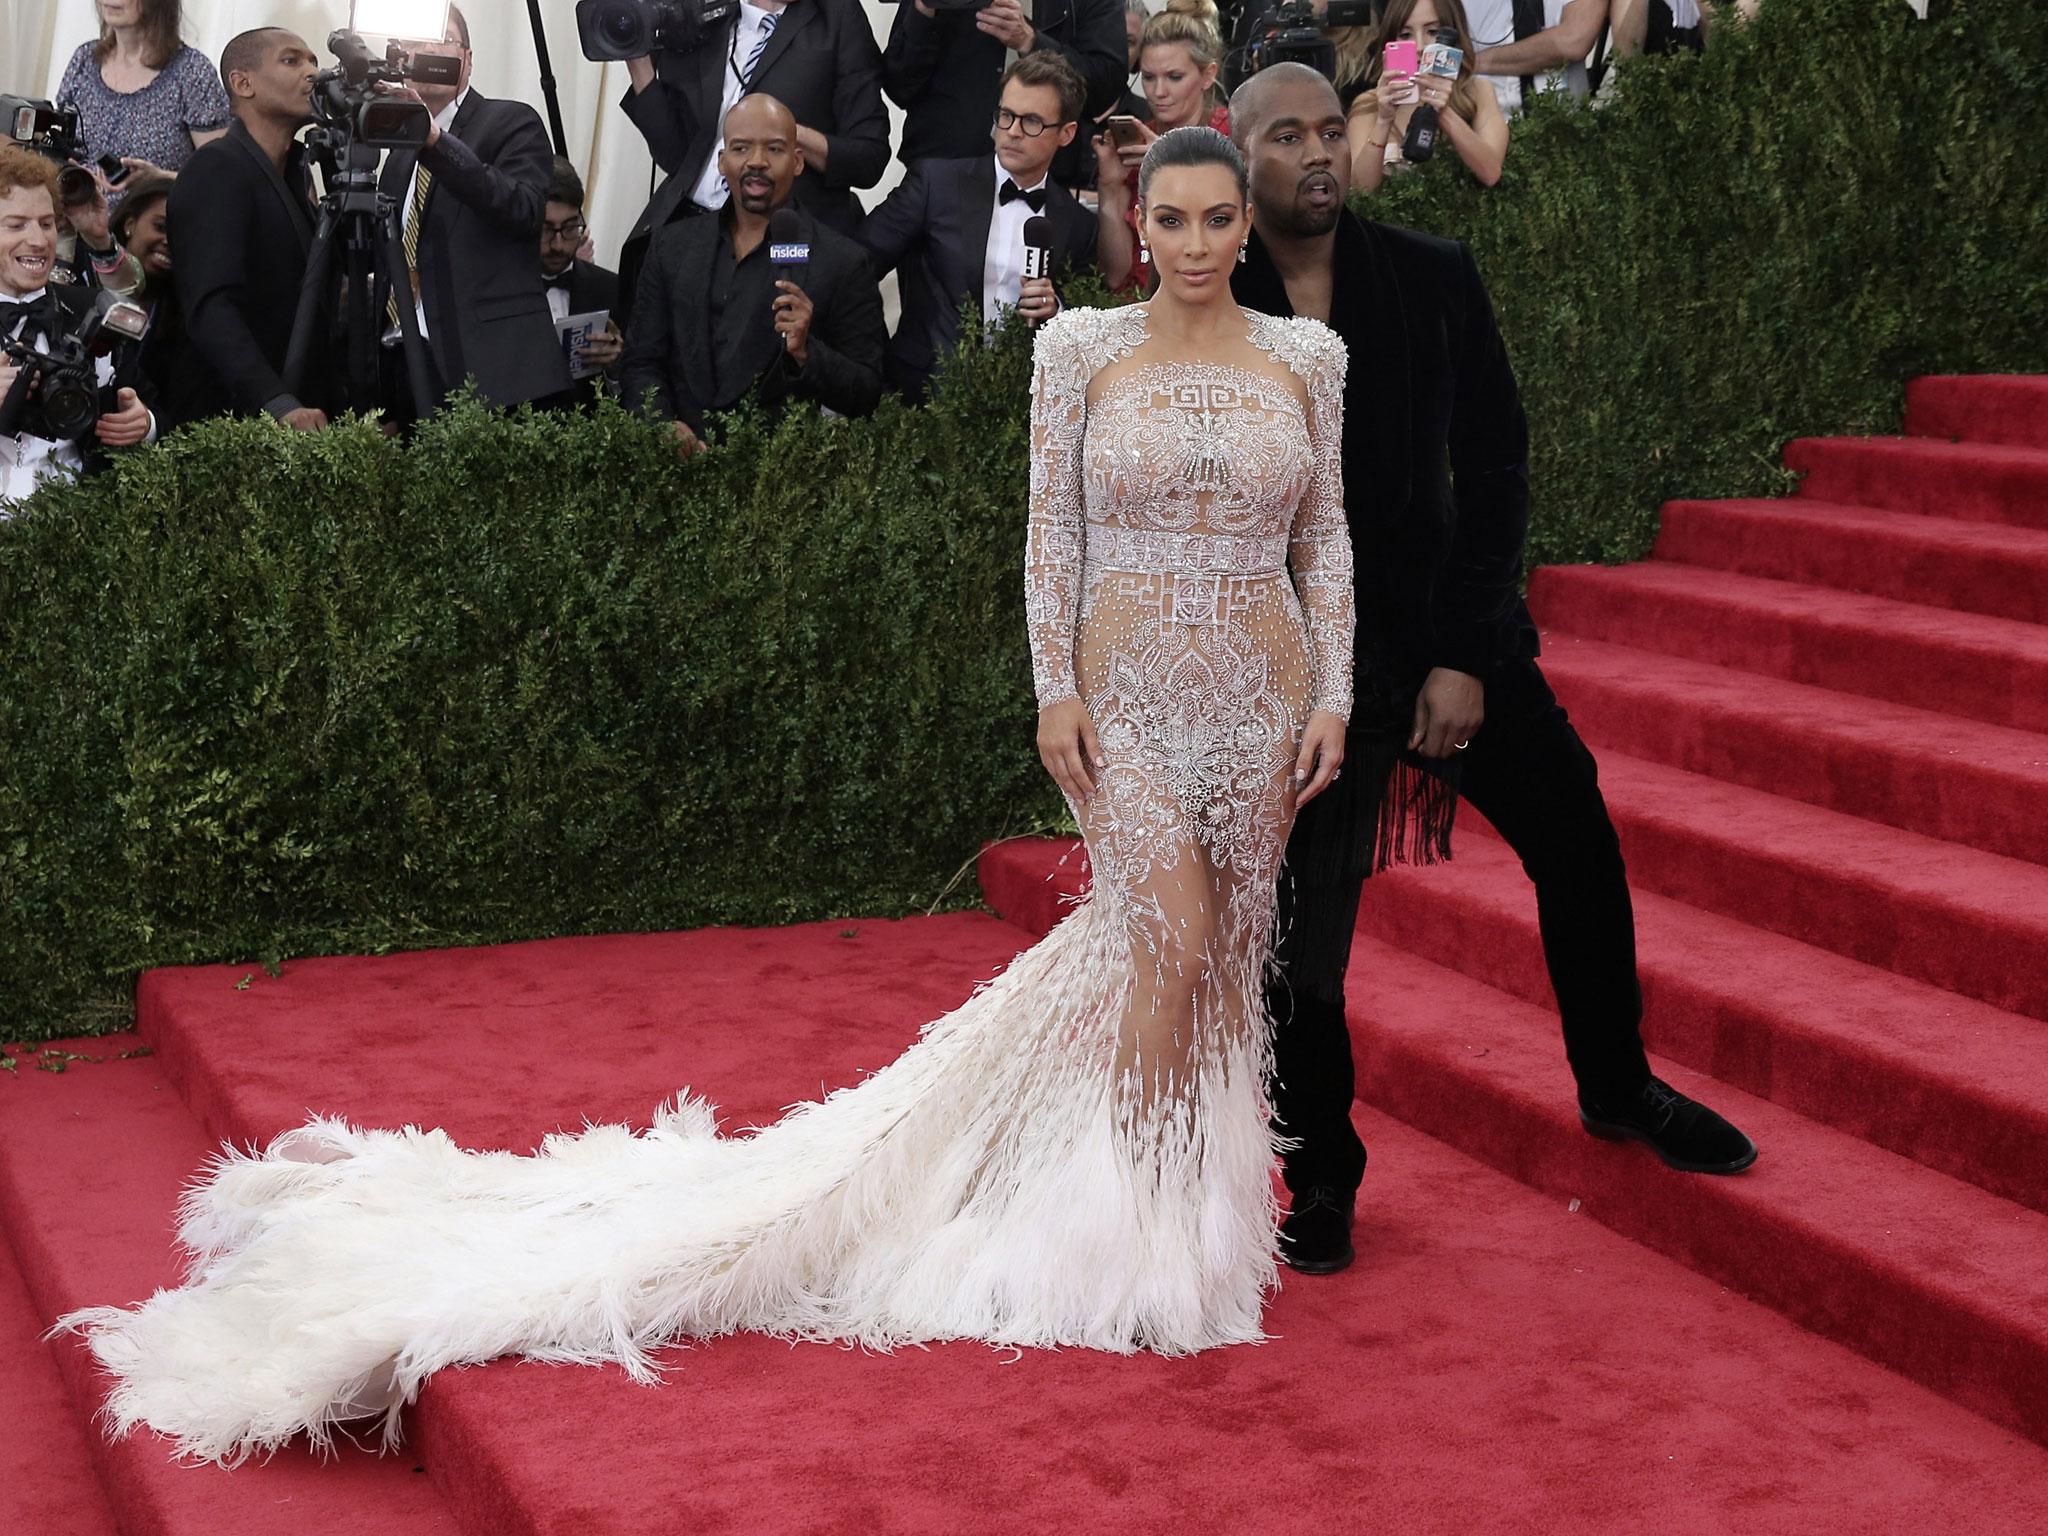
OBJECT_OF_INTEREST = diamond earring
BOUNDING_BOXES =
[1237,243,1248,264]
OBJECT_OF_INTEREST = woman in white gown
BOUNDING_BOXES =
[55,126,1355,1466]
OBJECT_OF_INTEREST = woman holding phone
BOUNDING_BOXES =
[1094,0,1232,292]
[1347,0,1509,192]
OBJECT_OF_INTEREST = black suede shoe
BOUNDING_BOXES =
[1278,1185,1356,1274]
[1579,1076,1758,1174]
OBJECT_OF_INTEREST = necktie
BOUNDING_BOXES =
[999,180,1047,212]
[712,12,780,207]
[388,165,434,327]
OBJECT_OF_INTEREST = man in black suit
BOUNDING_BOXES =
[379,6,570,413]
[619,0,889,244]
[619,94,885,453]
[166,28,328,428]
[861,52,1099,400]
[1227,65,1757,1276]
[883,0,1129,191]
[540,156,622,404]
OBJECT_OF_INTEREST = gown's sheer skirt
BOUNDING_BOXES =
[51,305,1353,1467]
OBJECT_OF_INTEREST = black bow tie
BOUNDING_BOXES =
[543,269,573,290]
[999,179,1047,212]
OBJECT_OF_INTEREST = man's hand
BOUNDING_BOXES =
[772,279,814,369]
[1408,666,1484,758]
[95,387,151,447]
[670,418,704,457]
[1037,697,1105,806]
[1018,276,1057,325]
[1293,709,1347,808]
[794,124,829,172]
[579,321,625,371]
[378,84,441,146]
[280,406,329,432]
[976,0,1036,52]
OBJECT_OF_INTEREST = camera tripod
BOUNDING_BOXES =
[282,131,439,421]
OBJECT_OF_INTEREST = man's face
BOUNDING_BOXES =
[1242,76,1350,240]
[0,183,58,298]
[402,18,472,113]
[1125,8,1143,69]
[718,99,802,218]
[236,33,319,128]
[542,198,584,276]
[992,80,1076,183]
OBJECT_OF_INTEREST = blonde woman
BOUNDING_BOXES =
[1348,0,1510,191]
[1094,0,1232,291]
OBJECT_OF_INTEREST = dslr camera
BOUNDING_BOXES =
[575,0,741,61]
[309,30,464,150]
[1,95,106,209]
[1232,0,1381,88]
[0,290,149,444]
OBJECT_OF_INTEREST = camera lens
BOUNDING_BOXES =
[57,164,97,207]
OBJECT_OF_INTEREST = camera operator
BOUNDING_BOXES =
[860,51,1099,400]
[882,0,1129,193]
[540,156,623,404]
[619,0,890,241]
[1468,0,1609,116]
[0,146,155,509]
[619,94,884,453]
[166,28,329,429]
[1350,0,1508,191]
[378,7,571,412]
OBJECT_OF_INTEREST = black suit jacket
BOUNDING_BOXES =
[617,205,886,436]
[860,154,1097,399]
[621,0,889,242]
[167,119,322,418]
[1234,212,1535,733]
[380,92,572,409]
[882,0,1128,190]
[542,259,623,407]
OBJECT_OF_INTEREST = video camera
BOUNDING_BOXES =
[0,290,149,444]
[308,30,464,150]
[1,95,106,209]
[574,0,740,62]
[1233,0,1381,87]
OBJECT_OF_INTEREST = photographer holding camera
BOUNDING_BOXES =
[882,0,1129,193]
[167,28,329,428]
[0,146,155,509]
[615,0,890,241]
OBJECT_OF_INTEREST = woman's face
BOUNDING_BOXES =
[124,198,170,279]
[97,0,144,28]
[1395,1,1445,45]
[1138,162,1248,305]
[1140,44,1219,131]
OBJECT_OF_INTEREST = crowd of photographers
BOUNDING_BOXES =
[0,0,1751,505]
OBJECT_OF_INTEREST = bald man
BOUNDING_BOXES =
[619,94,884,450]
[1229,64,1755,1275]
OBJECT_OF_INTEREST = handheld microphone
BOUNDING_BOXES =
[767,207,809,291]
[1021,215,1052,283]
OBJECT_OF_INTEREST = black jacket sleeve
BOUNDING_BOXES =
[881,5,951,108]
[818,13,891,191]
[856,161,932,278]
[425,104,550,236]
[618,236,681,423]
[1042,0,1133,122]
[790,248,886,419]
[167,168,301,418]
[1435,241,1532,676]
[621,73,697,177]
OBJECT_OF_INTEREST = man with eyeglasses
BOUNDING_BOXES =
[884,0,1128,193]
[540,156,622,403]
[861,52,1098,401]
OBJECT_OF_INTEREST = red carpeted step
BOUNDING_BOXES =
[1528,562,2048,733]
[125,924,2048,1531]
[1785,437,2048,527]
[0,1237,119,1536]
[1535,633,2048,866]
[1651,498,2048,625]
[1342,935,2048,1446]
[0,1039,464,1536]
[1907,375,2048,450]
[1503,748,2048,1023]
[1354,833,2048,1215]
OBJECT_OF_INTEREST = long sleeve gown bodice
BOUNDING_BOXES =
[56,304,1354,1468]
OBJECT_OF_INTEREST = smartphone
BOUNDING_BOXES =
[95,151,130,186]
[1383,39,1419,76]
[1107,115,1145,148]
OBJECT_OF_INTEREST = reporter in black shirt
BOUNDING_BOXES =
[619,94,885,453]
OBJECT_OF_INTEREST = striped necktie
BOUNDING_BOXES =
[712,12,779,206]
[387,165,434,326]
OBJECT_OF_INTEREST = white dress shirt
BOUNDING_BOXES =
[983,160,1051,323]
[689,2,785,213]
[403,87,471,341]
[1468,0,1594,118]
[0,287,156,511]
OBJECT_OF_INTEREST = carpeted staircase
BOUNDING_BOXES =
[981,374,2048,1445]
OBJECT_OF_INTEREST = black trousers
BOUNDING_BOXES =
[1265,657,1654,1198]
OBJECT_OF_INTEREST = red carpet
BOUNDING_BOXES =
[9,375,2048,1533]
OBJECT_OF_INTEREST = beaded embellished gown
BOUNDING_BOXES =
[56,304,1354,1466]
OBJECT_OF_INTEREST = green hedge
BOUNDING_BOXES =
[3,0,2043,1039]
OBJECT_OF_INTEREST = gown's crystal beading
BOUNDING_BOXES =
[54,304,1353,1467]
